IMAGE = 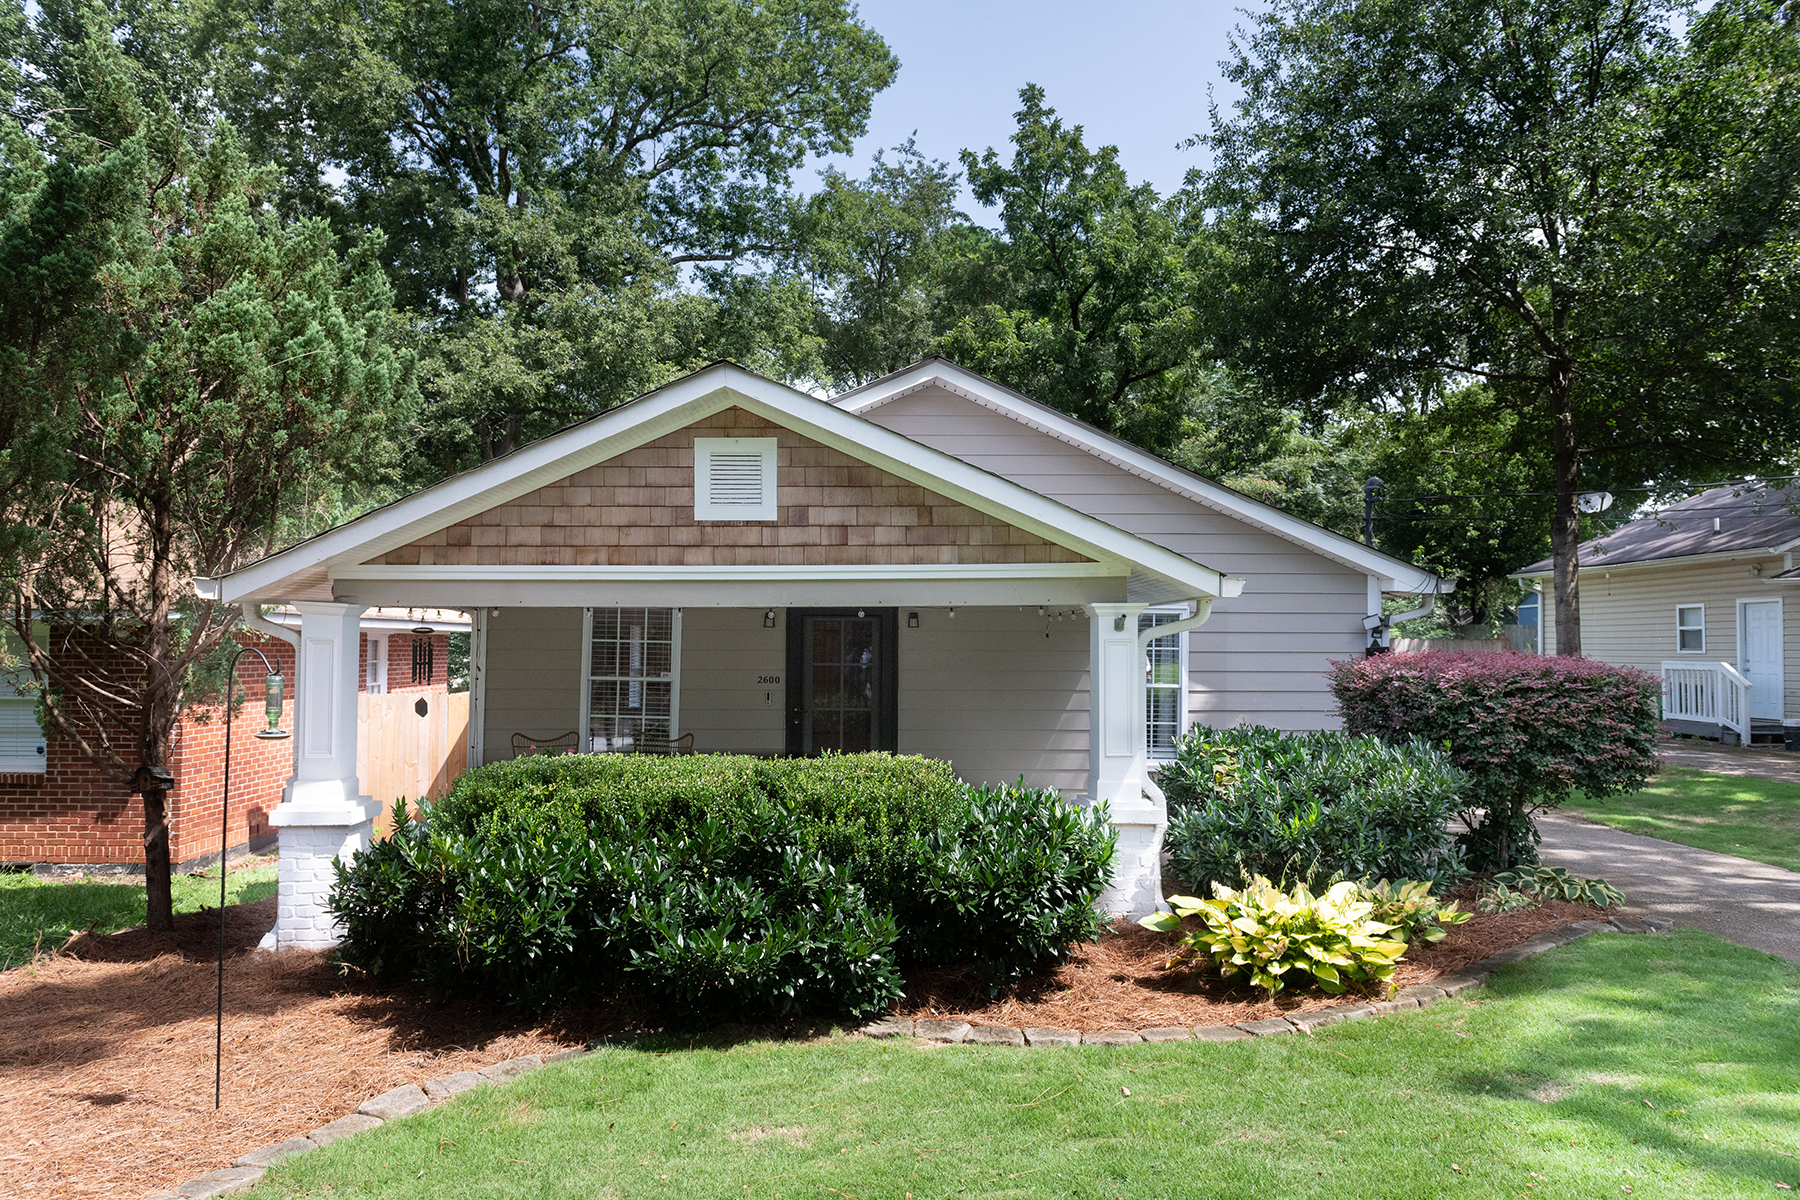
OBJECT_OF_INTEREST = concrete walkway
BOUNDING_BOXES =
[1537,812,1800,963]
[1656,736,1800,785]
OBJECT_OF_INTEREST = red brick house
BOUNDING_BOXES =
[0,610,461,871]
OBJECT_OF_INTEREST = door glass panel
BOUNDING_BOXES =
[802,616,881,754]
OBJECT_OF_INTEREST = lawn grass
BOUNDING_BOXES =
[245,929,1800,1200]
[0,854,278,969]
[1566,766,1800,872]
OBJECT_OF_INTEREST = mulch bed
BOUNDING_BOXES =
[893,886,1604,1031]
[1,886,1603,1198]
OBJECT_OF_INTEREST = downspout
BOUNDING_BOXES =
[193,578,300,649]
[1135,598,1216,806]
[242,608,300,649]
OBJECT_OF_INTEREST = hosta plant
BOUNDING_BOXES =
[1477,882,1539,914]
[1493,866,1625,909]
[1140,876,1409,996]
[1354,879,1471,944]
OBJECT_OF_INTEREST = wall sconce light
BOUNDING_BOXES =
[1114,614,1127,632]
[948,605,956,619]
[907,612,919,628]
[763,609,776,628]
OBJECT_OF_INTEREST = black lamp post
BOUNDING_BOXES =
[215,645,289,1110]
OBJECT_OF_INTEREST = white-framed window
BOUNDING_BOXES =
[365,634,388,694]
[583,607,680,752]
[1140,608,1189,759]
[1676,605,1705,653]
[0,672,46,774]
[694,437,778,521]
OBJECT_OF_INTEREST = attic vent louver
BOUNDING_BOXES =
[694,437,778,521]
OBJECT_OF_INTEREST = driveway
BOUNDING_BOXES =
[1537,812,1800,963]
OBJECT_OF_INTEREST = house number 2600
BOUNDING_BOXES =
[757,675,782,685]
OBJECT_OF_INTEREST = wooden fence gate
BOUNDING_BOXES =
[357,690,469,834]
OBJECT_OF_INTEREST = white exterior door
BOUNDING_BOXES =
[1740,600,1783,720]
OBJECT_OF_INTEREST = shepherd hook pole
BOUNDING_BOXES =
[216,644,288,1110]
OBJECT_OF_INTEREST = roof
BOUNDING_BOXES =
[1512,484,1800,577]
[836,358,1451,594]
[195,362,1247,607]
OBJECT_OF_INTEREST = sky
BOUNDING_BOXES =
[807,0,1261,216]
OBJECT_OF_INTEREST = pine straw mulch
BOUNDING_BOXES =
[893,886,1606,1032]
[0,900,614,1200]
[2,887,1604,1199]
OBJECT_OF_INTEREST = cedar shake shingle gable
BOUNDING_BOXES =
[367,408,1094,569]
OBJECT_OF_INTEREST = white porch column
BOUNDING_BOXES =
[1085,601,1160,918]
[267,601,380,950]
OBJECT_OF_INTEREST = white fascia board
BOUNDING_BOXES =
[837,361,1451,595]
[335,563,1119,583]
[722,385,1241,602]
[331,564,1126,609]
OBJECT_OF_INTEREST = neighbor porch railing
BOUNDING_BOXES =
[1660,661,1750,743]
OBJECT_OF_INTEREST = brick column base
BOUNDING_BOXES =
[1095,816,1164,920]
[265,805,380,950]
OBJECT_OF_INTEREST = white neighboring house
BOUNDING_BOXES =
[1512,483,1800,744]
[195,359,1450,947]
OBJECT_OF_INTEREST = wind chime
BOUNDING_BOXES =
[410,621,434,683]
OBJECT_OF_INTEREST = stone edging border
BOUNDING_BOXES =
[855,916,1673,1048]
[144,915,1669,1198]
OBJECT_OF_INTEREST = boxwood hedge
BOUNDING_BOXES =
[329,752,1116,1024]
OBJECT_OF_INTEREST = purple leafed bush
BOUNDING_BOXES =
[1327,651,1661,869]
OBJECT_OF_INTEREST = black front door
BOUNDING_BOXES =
[785,608,899,756]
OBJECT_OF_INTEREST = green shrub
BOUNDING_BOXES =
[1159,725,1469,892]
[1328,651,1661,870]
[1353,879,1471,944]
[1140,876,1409,996]
[330,754,1112,1023]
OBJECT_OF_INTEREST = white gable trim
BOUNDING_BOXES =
[836,361,1449,594]
[200,364,1245,606]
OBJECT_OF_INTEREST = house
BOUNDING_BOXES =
[194,359,1449,942]
[0,610,464,871]
[1511,483,1800,744]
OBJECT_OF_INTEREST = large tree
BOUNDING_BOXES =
[1204,0,1800,652]
[1,1,415,929]
[938,86,1210,453]
[203,0,895,471]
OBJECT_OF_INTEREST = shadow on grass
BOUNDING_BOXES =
[1438,929,1800,1189]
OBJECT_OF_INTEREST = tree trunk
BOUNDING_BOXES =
[1549,365,1582,657]
[142,788,174,932]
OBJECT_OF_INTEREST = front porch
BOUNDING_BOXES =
[261,593,1216,949]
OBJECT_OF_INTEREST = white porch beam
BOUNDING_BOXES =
[331,563,1128,610]
[266,601,381,951]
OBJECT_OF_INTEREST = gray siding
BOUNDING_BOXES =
[897,605,1090,792]
[680,607,786,753]
[481,606,583,762]
[1541,556,1798,717]
[479,604,1094,791]
[862,386,1369,730]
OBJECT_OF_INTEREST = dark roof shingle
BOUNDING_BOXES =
[1513,484,1800,575]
